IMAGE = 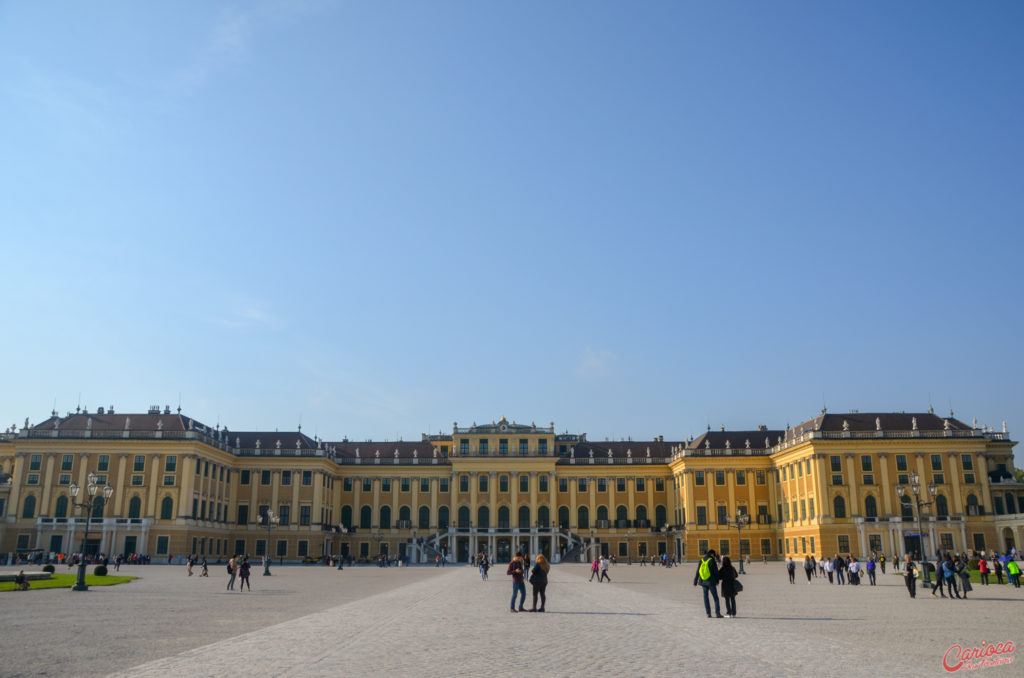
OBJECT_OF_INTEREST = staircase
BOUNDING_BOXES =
[558,530,587,563]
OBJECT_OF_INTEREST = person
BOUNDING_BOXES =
[866,556,876,586]
[186,554,194,576]
[694,549,723,618]
[1006,555,1021,588]
[507,551,527,612]
[940,555,960,599]
[823,556,834,584]
[599,555,611,582]
[786,557,796,584]
[978,556,989,585]
[226,555,237,591]
[879,553,886,574]
[719,556,739,618]
[994,557,1004,585]
[200,557,209,577]
[803,556,814,583]
[833,554,846,585]
[956,556,972,598]
[589,556,600,582]
[848,557,860,586]
[14,570,29,591]
[903,554,917,598]
[529,554,549,612]
[238,557,251,591]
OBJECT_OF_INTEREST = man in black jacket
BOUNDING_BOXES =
[694,549,723,618]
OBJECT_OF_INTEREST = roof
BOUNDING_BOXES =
[689,430,785,451]
[789,412,972,436]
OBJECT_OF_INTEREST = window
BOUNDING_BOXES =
[363,478,372,492]
[300,505,311,526]
[797,462,802,478]
[756,470,766,485]
[862,474,874,486]
[861,455,872,472]
[58,474,71,485]
[133,456,145,472]
[281,470,292,486]
[29,455,41,471]
[61,454,73,471]
[439,478,449,492]
[203,462,209,477]
[302,471,312,486]
[240,470,250,485]
[897,473,909,485]
[809,498,815,518]
[698,539,709,555]
[715,471,725,486]
[520,475,529,493]
[800,500,807,520]
[933,473,944,485]
[538,439,547,455]
[360,506,372,529]
[695,471,705,486]
[161,497,174,519]
[735,471,745,486]
[940,533,954,551]
[401,478,410,492]
[261,470,271,485]
[478,474,487,493]
[276,540,288,557]
[837,535,850,553]
[27,474,39,485]
[297,540,309,557]
[131,475,143,486]
[278,505,290,526]
[382,479,392,492]
[656,478,665,492]
[128,496,142,519]
[97,455,109,472]
[617,478,626,492]
[165,456,177,472]
[420,478,429,493]
[831,474,843,486]
[539,475,548,492]
[973,533,986,552]
[801,537,807,553]
[344,478,353,491]
[578,478,588,492]
[865,495,877,518]
[459,439,469,455]
[419,506,430,529]
[237,505,249,525]
[965,472,976,485]
[636,478,645,491]
[479,440,489,455]
[597,478,607,492]
[719,539,730,556]
[830,456,842,473]
[499,439,508,455]
[55,495,68,517]
[781,467,786,481]
[760,538,771,556]
[500,475,509,492]
[961,454,974,471]
[935,494,949,517]
[717,505,728,525]
[22,495,36,518]
[896,454,908,471]
[696,506,707,525]
[833,496,847,519]
[931,454,942,471]
[559,478,568,492]
[460,475,469,492]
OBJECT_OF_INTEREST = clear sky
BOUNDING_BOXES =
[2,1,1022,443]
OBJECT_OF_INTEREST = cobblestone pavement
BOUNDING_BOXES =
[2,562,1021,677]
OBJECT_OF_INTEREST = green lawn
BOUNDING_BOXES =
[0,573,137,592]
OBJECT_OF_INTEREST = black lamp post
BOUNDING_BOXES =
[261,510,279,576]
[68,473,114,592]
[733,510,750,574]
[896,471,937,584]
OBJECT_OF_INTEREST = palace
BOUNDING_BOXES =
[1,406,1021,564]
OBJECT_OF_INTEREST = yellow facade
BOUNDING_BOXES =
[0,409,1019,564]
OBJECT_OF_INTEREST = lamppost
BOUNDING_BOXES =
[68,473,114,592]
[660,524,675,565]
[896,471,937,584]
[732,510,750,574]
[261,510,279,576]
[336,523,348,570]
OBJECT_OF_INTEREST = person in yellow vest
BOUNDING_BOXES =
[693,549,723,618]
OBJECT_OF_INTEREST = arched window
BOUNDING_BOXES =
[616,505,628,524]
[558,506,570,529]
[518,505,530,528]
[128,496,142,519]
[833,495,846,519]
[55,495,68,518]
[161,496,174,520]
[438,506,449,530]
[655,505,667,527]
[380,505,392,529]
[864,495,878,519]
[537,505,550,528]
[341,505,353,528]
[935,494,949,518]
[498,506,510,527]
[477,506,489,529]
[966,494,980,516]
[360,505,372,529]
[418,506,430,529]
[22,495,36,519]
[900,495,914,519]
[597,505,609,522]
[578,506,589,530]
[399,506,411,525]
[91,496,104,519]
[636,505,648,525]
[1006,492,1017,515]
[457,506,470,528]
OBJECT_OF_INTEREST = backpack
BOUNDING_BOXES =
[227,564,233,574]
[699,557,712,581]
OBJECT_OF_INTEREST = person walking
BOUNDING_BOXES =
[978,556,989,585]
[599,555,611,582]
[200,557,209,577]
[941,556,960,598]
[186,554,194,576]
[529,554,549,612]
[719,556,739,618]
[903,554,918,598]
[508,551,527,612]
[226,555,237,590]
[786,557,796,584]
[879,553,887,574]
[833,554,846,585]
[1006,556,1021,588]
[994,558,1004,585]
[694,549,723,618]
[824,556,834,584]
[956,556,972,598]
[803,556,814,583]
[238,557,251,591]
[589,556,600,582]
[866,556,877,586]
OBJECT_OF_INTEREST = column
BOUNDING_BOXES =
[40,453,56,517]
[857,521,867,555]
[627,477,636,523]
[548,472,557,526]
[291,468,301,527]
[147,454,161,517]
[877,453,892,516]
[529,471,538,526]
[7,453,27,518]
[684,470,696,528]
[979,453,993,514]
[114,455,128,515]
[948,452,964,515]
[353,476,362,526]
[411,475,420,529]
[813,456,829,518]
[372,478,381,527]
[430,477,439,530]
[569,476,578,528]
[845,454,859,516]
[179,456,197,518]
[470,472,479,525]
[311,469,323,527]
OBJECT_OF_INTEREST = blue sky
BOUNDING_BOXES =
[2,1,1022,442]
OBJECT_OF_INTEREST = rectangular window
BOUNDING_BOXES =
[868,534,882,553]
[460,475,469,492]
[800,500,807,520]
[460,439,469,455]
[637,478,646,491]
[500,475,509,492]
[933,473,944,485]
[382,479,392,492]
[761,538,771,555]
[302,471,312,486]
[781,467,787,482]
[300,505,311,526]
[696,506,707,525]
[735,471,746,485]
[98,455,109,472]
[29,454,41,471]
[27,474,39,485]
[61,454,73,471]
[539,475,548,492]
[862,474,874,485]
[237,505,249,525]
[801,537,807,553]
[791,501,797,521]
[719,539,730,556]
[538,440,548,455]
[281,470,292,486]
[617,478,626,492]
[809,498,815,518]
[699,539,709,555]
[478,475,487,492]
[695,471,705,486]
[420,478,429,493]
[156,535,169,554]
[597,478,607,492]
[440,478,449,492]
[163,475,175,486]
[940,533,954,551]
[520,475,529,493]
[362,478,372,492]
[261,470,271,485]
[837,535,850,553]
[717,505,728,525]
[655,478,665,492]
[964,473,975,485]
[278,505,290,526]
[973,533,986,552]
[961,454,974,471]
[499,439,508,455]
[831,474,843,486]
[203,461,208,477]
[401,478,410,492]
[344,478,353,491]
[164,455,177,472]
[861,455,872,472]
[756,470,766,485]
[519,439,528,455]
[897,473,909,485]
[830,456,842,473]
[896,454,908,471]
[276,540,288,557]
[578,478,588,492]
[479,439,489,455]
[131,474,144,486]
[559,478,568,492]
[240,470,250,485]
[783,503,790,522]
[931,454,942,471]
[297,540,309,557]
[797,462,802,478]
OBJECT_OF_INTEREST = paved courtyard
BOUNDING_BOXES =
[1,561,1021,677]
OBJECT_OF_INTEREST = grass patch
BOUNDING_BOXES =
[0,574,137,592]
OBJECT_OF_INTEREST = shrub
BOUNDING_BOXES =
[42,564,55,573]
[967,558,981,571]
[93,565,108,577]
